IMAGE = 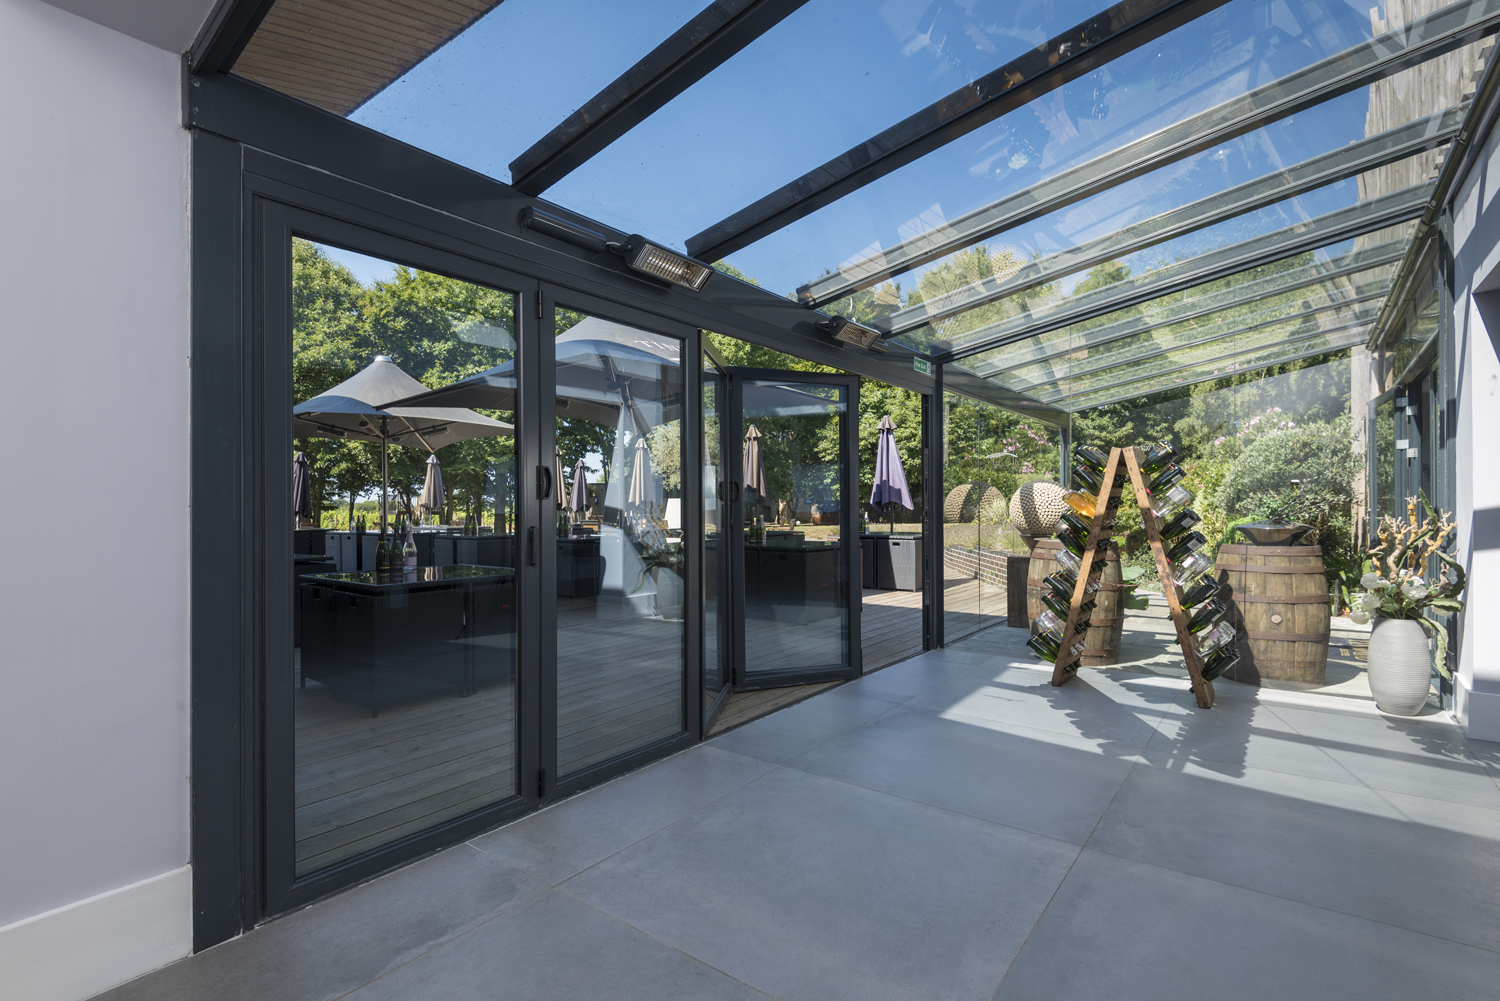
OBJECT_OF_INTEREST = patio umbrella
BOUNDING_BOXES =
[555,446,567,510]
[293,355,511,532]
[569,457,589,513]
[292,451,312,525]
[869,414,913,530]
[628,437,655,511]
[419,454,444,521]
[743,425,771,511]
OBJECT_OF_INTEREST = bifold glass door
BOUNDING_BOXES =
[724,369,861,689]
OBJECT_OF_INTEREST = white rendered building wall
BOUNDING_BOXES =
[0,0,194,993]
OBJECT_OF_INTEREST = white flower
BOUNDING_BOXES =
[1349,608,1370,625]
[1360,573,1386,589]
[1401,580,1428,599]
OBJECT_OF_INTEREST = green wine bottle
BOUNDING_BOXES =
[1200,645,1239,681]
[1178,575,1222,609]
[1074,444,1110,474]
[375,532,391,576]
[1159,508,1201,541]
[1140,441,1179,475]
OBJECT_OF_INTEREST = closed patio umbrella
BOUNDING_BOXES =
[743,425,771,512]
[419,454,444,522]
[569,457,589,513]
[628,437,655,511]
[292,451,312,525]
[869,414,913,530]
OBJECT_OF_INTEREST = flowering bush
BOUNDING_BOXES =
[1351,492,1466,676]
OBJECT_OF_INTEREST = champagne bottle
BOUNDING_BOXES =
[1196,621,1236,657]
[1186,598,1229,634]
[1056,527,1087,559]
[1074,444,1110,474]
[1200,645,1239,681]
[1139,440,1180,475]
[1042,589,1096,620]
[1035,609,1065,633]
[1026,627,1087,664]
[402,523,418,569]
[1165,531,1207,564]
[1159,508,1201,541]
[1062,489,1098,519]
[1178,574,1222,609]
[1054,546,1082,575]
[1073,462,1105,494]
[1044,568,1101,601]
[1171,551,1213,588]
[1149,463,1186,492]
[1059,510,1092,537]
[1150,485,1195,521]
[375,531,391,575]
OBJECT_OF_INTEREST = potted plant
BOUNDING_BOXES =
[1350,492,1466,715]
[633,540,684,619]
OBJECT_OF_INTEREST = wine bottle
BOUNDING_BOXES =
[1165,531,1207,564]
[1150,485,1195,521]
[1178,574,1222,609]
[1062,489,1098,519]
[375,531,391,576]
[1074,444,1110,474]
[1042,589,1096,620]
[1056,527,1088,559]
[402,523,418,569]
[1170,551,1213,588]
[1035,609,1065,634]
[1196,621,1236,657]
[1059,510,1091,537]
[1149,463,1186,492]
[1044,568,1102,601]
[1159,508,1201,541]
[1139,440,1180,475]
[1200,645,1239,681]
[1073,462,1105,494]
[1054,546,1082,575]
[1026,627,1087,664]
[1186,598,1229,634]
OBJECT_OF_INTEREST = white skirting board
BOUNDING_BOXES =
[1456,680,1500,744]
[0,866,192,1001]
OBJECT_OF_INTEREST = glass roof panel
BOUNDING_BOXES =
[330,1,709,182]
[545,0,1112,240]
[983,263,1395,391]
[1053,329,1368,409]
[704,0,1487,301]
[951,231,1408,374]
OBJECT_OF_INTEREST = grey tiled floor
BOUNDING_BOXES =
[98,626,1500,1001]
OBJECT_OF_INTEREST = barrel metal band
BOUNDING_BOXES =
[1216,564,1327,574]
[1243,630,1331,642]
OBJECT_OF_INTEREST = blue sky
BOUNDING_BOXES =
[348,0,1388,302]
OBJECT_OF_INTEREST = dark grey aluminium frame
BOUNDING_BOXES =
[724,367,863,689]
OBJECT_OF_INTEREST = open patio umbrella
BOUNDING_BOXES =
[869,414,914,531]
[419,454,444,522]
[292,451,312,525]
[743,425,771,511]
[293,355,511,532]
[569,457,589,513]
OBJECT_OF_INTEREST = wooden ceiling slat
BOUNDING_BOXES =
[232,0,507,116]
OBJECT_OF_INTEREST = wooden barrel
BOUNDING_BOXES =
[1214,544,1330,685]
[1026,539,1124,666]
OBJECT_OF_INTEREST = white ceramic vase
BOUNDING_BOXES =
[1367,617,1432,715]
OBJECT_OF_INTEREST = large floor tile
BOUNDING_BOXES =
[561,767,1078,1001]
[789,703,1137,843]
[1143,694,1356,785]
[1087,760,1500,952]
[95,844,545,1001]
[344,891,767,1001]
[909,661,1177,751]
[1266,704,1500,809]
[708,689,900,763]
[847,651,984,702]
[994,850,1500,1001]
[472,745,772,884]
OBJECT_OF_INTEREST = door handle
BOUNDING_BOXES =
[717,480,724,501]
[729,481,740,502]
[536,464,552,500]
[528,526,536,566]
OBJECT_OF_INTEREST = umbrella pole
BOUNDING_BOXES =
[381,439,389,535]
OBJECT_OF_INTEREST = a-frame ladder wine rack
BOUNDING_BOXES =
[1049,446,1214,709]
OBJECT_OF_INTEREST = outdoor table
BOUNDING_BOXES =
[558,536,604,598]
[297,564,516,715]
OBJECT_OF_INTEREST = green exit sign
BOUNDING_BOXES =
[913,357,931,375]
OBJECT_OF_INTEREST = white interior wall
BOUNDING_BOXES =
[1449,113,1500,743]
[0,0,195,994]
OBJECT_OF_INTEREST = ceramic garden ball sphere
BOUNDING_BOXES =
[944,483,977,523]
[1010,480,1068,535]
[977,485,1008,524]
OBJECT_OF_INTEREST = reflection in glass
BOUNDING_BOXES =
[290,241,518,876]
[703,352,725,719]
[554,313,686,776]
[739,381,850,682]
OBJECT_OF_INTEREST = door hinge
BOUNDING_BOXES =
[537,768,547,798]
[536,297,544,319]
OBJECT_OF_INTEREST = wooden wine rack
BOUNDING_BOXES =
[1050,446,1214,709]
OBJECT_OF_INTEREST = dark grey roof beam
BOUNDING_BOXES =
[510,0,813,195]
[191,0,280,73]
[880,108,1461,337]
[933,184,1430,363]
[798,1,1500,306]
[684,0,1240,262]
